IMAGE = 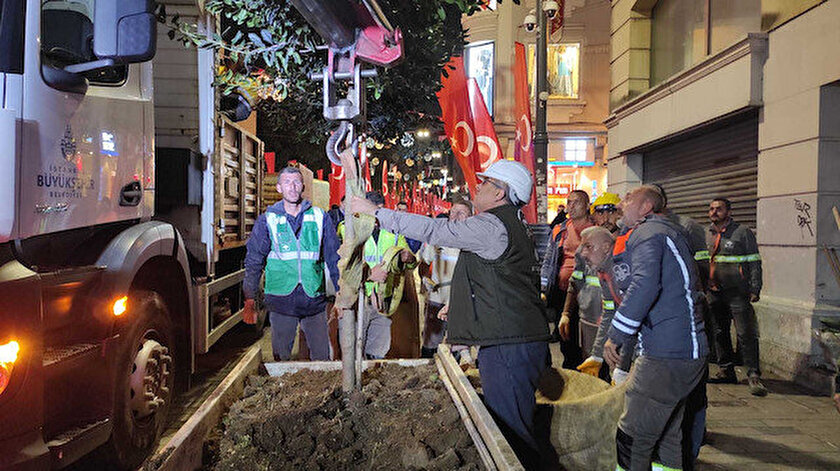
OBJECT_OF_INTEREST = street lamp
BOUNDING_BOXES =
[524,0,561,223]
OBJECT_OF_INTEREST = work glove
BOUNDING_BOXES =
[611,368,630,386]
[576,356,603,377]
[558,312,572,341]
[242,299,257,325]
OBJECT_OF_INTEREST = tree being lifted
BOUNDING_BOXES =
[160,0,512,173]
[160,0,514,393]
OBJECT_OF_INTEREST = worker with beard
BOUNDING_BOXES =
[243,166,340,361]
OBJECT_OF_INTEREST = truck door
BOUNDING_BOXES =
[19,0,154,240]
[0,0,24,243]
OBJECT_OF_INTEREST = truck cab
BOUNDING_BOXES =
[0,1,263,469]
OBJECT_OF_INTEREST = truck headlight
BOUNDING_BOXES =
[0,340,20,396]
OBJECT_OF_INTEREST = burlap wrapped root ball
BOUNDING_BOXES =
[536,368,628,471]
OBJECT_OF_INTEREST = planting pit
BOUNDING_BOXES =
[204,363,482,470]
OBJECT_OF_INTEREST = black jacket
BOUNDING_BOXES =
[448,205,551,346]
[704,219,762,294]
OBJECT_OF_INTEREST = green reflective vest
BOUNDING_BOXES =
[363,230,404,297]
[264,207,325,297]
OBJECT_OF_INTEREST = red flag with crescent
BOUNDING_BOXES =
[329,163,345,207]
[514,42,538,224]
[467,78,503,172]
[381,159,389,198]
[363,159,372,193]
[437,57,480,196]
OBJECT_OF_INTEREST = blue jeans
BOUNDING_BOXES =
[269,311,331,361]
[478,341,551,469]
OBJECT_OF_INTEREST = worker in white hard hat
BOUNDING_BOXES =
[351,160,556,470]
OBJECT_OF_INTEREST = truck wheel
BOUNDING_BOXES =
[103,290,176,470]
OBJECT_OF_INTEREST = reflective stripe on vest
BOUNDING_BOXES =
[364,231,399,296]
[571,270,584,280]
[694,250,710,261]
[585,275,600,287]
[713,253,761,263]
[364,231,397,266]
[603,300,615,310]
[265,207,325,297]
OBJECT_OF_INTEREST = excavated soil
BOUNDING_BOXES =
[204,363,481,471]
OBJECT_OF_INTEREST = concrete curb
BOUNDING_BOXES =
[143,344,262,471]
[437,344,524,471]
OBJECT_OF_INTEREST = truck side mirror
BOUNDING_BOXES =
[64,0,156,74]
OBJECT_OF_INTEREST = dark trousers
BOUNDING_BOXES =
[479,341,552,470]
[269,311,331,361]
[617,356,706,471]
[549,289,583,368]
[423,301,446,351]
[708,288,761,376]
[682,366,709,470]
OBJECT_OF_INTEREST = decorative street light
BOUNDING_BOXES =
[524,0,561,223]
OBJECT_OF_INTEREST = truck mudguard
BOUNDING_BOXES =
[95,221,193,313]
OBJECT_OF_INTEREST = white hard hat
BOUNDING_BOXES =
[477,160,534,206]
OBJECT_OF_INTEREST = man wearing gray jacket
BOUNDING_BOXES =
[351,160,554,470]
[603,185,709,471]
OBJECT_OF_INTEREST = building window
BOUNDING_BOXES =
[564,139,588,162]
[650,0,760,86]
[709,0,761,53]
[528,44,580,99]
[465,41,495,116]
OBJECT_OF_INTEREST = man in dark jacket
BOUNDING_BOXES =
[351,160,554,470]
[603,185,708,471]
[540,190,593,367]
[705,197,766,396]
[243,167,340,361]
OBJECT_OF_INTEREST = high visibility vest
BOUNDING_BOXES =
[264,207,325,297]
[363,230,399,297]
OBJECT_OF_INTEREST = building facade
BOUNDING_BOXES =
[606,0,840,391]
[462,0,611,221]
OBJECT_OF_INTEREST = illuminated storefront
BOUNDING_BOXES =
[545,137,607,222]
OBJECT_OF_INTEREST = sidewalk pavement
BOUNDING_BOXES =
[697,366,840,470]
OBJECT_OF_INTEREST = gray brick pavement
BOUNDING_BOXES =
[696,367,840,470]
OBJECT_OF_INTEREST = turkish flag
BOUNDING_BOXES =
[329,163,345,207]
[363,159,372,193]
[514,42,538,224]
[264,152,276,174]
[467,78,503,172]
[437,57,480,196]
[381,160,389,198]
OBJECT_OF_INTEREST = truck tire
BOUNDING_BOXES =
[102,290,176,470]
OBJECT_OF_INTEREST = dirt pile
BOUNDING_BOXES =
[205,363,480,471]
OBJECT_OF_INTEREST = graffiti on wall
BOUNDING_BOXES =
[794,198,814,238]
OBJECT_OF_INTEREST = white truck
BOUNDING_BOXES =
[0,1,265,469]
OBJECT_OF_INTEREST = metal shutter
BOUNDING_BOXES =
[643,114,758,229]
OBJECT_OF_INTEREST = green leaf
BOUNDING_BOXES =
[248,32,266,49]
